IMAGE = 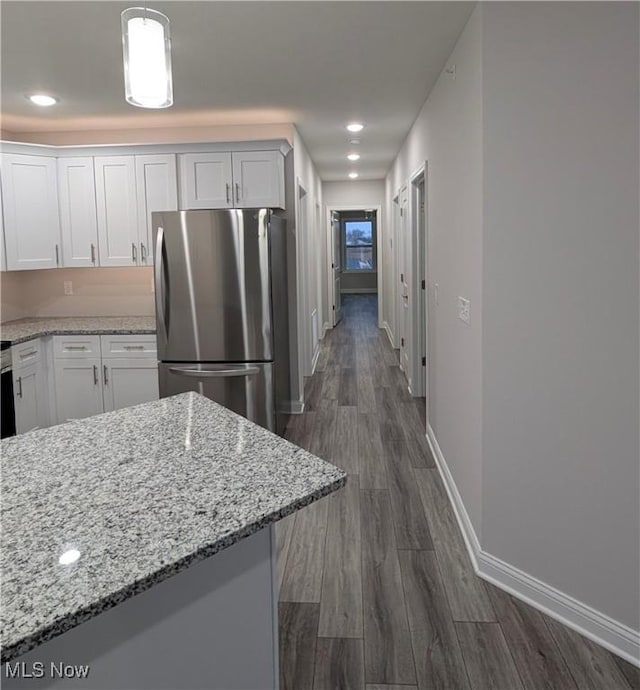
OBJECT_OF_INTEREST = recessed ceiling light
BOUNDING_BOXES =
[346,123,364,133]
[347,153,361,161]
[349,172,359,179]
[349,139,360,146]
[26,94,58,107]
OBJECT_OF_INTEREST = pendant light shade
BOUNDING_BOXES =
[121,7,173,108]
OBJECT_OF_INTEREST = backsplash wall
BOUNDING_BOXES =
[0,267,155,321]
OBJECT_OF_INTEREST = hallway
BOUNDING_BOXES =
[277,294,637,690]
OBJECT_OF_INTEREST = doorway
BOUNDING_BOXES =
[326,205,382,331]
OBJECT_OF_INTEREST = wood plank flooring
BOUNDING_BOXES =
[278,294,636,690]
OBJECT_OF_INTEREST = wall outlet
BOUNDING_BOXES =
[63,281,73,296]
[458,296,470,324]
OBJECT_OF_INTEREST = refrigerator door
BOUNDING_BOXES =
[154,209,273,363]
[159,362,275,432]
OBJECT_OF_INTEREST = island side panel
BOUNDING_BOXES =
[3,526,278,690]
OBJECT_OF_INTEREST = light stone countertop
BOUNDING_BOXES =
[0,392,346,663]
[0,315,156,345]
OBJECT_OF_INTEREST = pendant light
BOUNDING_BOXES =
[121,7,173,108]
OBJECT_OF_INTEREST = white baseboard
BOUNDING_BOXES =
[425,424,640,668]
[311,345,320,375]
[340,287,377,294]
[321,322,331,339]
[282,399,305,414]
[382,321,395,349]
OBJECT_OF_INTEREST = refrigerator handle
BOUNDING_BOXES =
[168,365,260,379]
[155,226,169,338]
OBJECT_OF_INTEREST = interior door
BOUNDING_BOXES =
[331,212,342,326]
[399,187,410,378]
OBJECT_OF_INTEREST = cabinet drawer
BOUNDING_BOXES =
[100,335,157,359]
[12,339,41,367]
[53,335,101,358]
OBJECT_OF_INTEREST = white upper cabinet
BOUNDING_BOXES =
[57,157,99,267]
[135,154,178,264]
[1,154,61,270]
[179,153,233,209]
[95,156,139,267]
[179,151,285,210]
[232,151,284,209]
[0,180,6,272]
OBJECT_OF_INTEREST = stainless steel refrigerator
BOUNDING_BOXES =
[153,209,290,434]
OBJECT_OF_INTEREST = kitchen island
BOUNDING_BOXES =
[1,392,345,689]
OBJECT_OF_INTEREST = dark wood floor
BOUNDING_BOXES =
[277,294,638,690]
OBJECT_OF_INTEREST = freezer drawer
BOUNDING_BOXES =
[159,361,274,432]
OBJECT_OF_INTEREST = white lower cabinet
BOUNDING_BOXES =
[102,358,159,412]
[52,334,159,424]
[12,340,50,434]
[54,358,104,424]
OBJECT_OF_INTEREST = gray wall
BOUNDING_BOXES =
[386,7,484,536]
[384,1,640,638]
[482,1,639,630]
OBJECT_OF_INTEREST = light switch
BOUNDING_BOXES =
[434,283,439,306]
[458,296,470,324]
[63,281,73,296]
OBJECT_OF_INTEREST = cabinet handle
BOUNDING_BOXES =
[235,182,241,202]
[140,242,146,263]
[226,183,231,204]
[90,244,96,265]
[55,244,60,266]
[123,345,145,351]
[132,243,137,264]
[16,376,22,398]
[19,351,37,360]
[103,364,109,385]
[93,365,98,386]
[64,345,87,351]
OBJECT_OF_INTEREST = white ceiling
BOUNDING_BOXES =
[1,1,475,181]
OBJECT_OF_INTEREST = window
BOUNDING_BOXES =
[344,219,375,271]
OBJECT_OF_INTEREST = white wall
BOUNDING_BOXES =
[323,180,384,208]
[482,1,639,632]
[1,267,154,321]
[385,6,484,537]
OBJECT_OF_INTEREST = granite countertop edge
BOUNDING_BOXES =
[0,474,346,664]
[6,326,156,345]
[1,317,156,345]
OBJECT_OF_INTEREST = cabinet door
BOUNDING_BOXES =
[58,157,99,267]
[95,156,139,266]
[54,358,104,423]
[102,359,159,412]
[13,362,41,434]
[232,151,284,209]
[135,154,178,264]
[179,153,232,209]
[1,154,61,270]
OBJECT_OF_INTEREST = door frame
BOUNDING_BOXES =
[325,203,383,331]
[408,162,429,413]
